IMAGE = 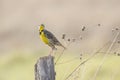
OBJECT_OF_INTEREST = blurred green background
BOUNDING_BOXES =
[1,0,120,80]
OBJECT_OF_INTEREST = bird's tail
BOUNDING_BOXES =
[60,44,66,50]
[56,42,66,49]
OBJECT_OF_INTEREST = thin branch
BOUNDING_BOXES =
[55,41,73,65]
[55,48,65,65]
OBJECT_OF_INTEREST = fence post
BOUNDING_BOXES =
[34,55,55,80]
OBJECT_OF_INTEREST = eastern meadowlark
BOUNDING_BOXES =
[39,24,66,53]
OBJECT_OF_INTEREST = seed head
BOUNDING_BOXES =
[82,26,86,31]
[68,39,70,41]
[98,24,101,26]
[117,53,120,56]
[62,34,66,39]
[114,52,116,54]
[115,28,119,31]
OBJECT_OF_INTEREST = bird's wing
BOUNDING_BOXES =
[44,30,66,49]
[44,30,60,44]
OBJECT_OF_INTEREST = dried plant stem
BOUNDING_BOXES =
[92,32,120,80]
[55,41,73,65]
[54,48,65,65]
[80,64,86,80]
[64,40,110,80]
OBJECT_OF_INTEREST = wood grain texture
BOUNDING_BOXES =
[35,55,55,80]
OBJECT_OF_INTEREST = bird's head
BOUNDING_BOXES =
[39,24,45,31]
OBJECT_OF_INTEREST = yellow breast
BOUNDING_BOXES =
[40,32,49,44]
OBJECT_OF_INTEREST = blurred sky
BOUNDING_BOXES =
[0,0,120,54]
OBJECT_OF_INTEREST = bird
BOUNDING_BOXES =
[39,24,66,54]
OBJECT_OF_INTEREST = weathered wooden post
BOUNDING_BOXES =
[34,55,56,80]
